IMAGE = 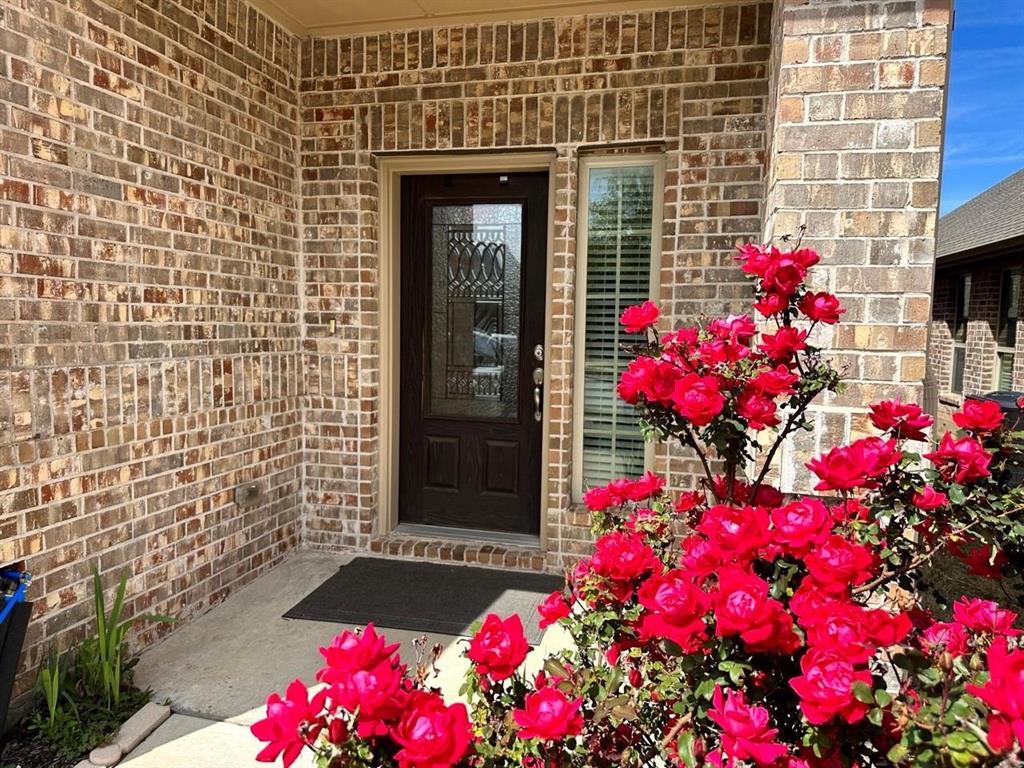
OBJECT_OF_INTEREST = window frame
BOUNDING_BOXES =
[950,273,971,395]
[571,154,665,502]
[993,267,1021,391]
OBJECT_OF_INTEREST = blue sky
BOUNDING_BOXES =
[939,0,1024,213]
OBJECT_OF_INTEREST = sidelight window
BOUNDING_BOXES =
[573,157,663,498]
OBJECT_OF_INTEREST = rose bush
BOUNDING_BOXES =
[255,240,1024,767]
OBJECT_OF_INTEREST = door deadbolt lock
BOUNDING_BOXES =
[533,344,544,362]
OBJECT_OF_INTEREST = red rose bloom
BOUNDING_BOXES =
[919,621,969,657]
[770,498,832,556]
[707,687,788,766]
[736,243,775,276]
[758,326,807,362]
[466,613,530,681]
[619,300,660,333]
[714,568,801,654]
[617,356,681,406]
[965,637,1024,753]
[513,687,584,741]
[680,534,721,577]
[671,374,725,426]
[591,531,660,585]
[751,366,799,397]
[911,485,948,511]
[869,399,933,442]
[798,291,845,324]
[391,691,472,768]
[736,388,779,431]
[949,539,1009,578]
[754,291,789,317]
[637,569,708,651]
[806,437,900,491]
[804,536,875,593]
[952,598,1021,636]
[764,253,809,296]
[790,648,872,725]
[799,601,883,664]
[627,471,666,501]
[953,398,1005,433]
[709,313,757,341]
[330,659,408,738]
[252,680,327,768]
[924,433,992,484]
[697,504,770,562]
[318,623,401,683]
[537,591,571,629]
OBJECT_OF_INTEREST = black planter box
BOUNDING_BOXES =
[0,600,32,731]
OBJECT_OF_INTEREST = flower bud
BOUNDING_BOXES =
[328,717,349,745]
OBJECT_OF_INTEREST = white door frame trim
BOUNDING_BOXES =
[377,151,558,548]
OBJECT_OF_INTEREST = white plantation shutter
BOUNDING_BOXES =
[575,162,660,495]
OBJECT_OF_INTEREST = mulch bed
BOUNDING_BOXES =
[1,730,81,768]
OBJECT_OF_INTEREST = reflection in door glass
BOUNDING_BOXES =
[429,204,523,419]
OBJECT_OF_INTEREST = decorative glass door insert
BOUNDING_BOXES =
[429,204,523,420]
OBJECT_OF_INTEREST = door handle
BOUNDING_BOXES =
[532,366,544,422]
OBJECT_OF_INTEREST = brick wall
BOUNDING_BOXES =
[297,2,775,565]
[762,0,951,489]
[0,0,953,702]
[0,0,303,698]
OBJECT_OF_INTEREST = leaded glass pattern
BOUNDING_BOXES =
[428,204,523,419]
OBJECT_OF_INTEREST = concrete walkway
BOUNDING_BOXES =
[122,549,565,767]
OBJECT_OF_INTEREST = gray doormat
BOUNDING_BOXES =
[283,557,563,645]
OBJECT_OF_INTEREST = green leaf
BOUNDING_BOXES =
[887,743,909,763]
[676,730,697,768]
[852,681,874,704]
[874,690,892,707]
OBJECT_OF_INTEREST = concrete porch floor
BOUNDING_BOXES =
[121,549,565,767]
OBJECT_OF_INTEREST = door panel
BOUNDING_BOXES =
[399,172,548,535]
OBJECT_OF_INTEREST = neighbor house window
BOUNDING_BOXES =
[995,268,1021,390]
[951,273,971,394]
[573,157,663,498]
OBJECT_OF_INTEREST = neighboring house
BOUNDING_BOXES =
[929,168,1024,432]
[0,0,951,697]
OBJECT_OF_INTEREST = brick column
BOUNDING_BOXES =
[762,0,952,490]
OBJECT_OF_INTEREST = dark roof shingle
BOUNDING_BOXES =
[936,167,1024,259]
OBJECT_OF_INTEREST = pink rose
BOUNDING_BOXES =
[953,398,1005,433]
[770,498,832,556]
[869,400,933,442]
[789,648,872,725]
[952,598,1021,636]
[637,569,708,651]
[619,300,660,333]
[466,613,530,681]
[911,486,948,511]
[924,433,992,484]
[537,591,571,629]
[391,691,471,768]
[707,687,788,765]
[671,374,726,427]
[965,637,1024,753]
[252,680,327,768]
[513,687,584,741]
[798,291,845,324]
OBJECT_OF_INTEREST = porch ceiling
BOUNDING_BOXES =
[250,0,734,36]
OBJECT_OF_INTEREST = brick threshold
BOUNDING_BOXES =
[368,531,549,573]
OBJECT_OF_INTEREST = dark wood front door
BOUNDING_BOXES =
[399,172,548,535]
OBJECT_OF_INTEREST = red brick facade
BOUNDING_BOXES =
[0,0,951,699]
